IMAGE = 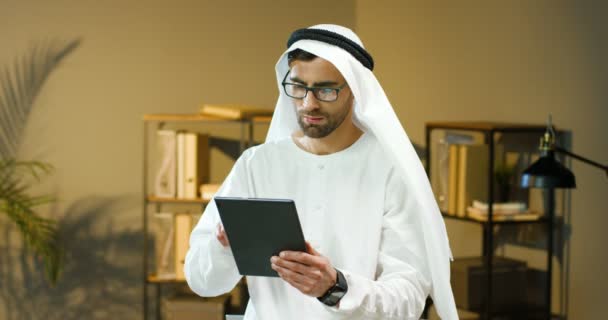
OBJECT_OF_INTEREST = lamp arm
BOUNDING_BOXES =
[554,146,608,177]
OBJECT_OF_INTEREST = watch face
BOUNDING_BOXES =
[324,291,344,305]
[330,289,346,300]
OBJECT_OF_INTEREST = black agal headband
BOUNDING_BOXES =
[287,28,374,71]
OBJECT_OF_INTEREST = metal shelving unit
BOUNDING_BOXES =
[141,114,270,320]
[425,121,570,320]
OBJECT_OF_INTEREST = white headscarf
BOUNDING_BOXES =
[266,24,458,319]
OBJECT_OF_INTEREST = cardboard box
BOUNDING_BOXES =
[451,256,527,312]
[162,294,229,320]
[427,305,480,320]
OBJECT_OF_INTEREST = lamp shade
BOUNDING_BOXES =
[521,151,576,189]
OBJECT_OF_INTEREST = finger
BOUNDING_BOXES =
[273,264,322,297]
[215,224,222,240]
[305,241,320,256]
[272,257,306,274]
[272,257,319,277]
[216,223,225,237]
[216,224,229,247]
[217,233,228,247]
[280,251,324,268]
[218,231,228,243]
[272,263,315,288]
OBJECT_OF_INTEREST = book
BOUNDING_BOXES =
[447,144,460,215]
[174,213,193,280]
[183,133,210,199]
[199,104,273,120]
[472,200,526,214]
[432,138,450,211]
[466,207,540,222]
[177,132,186,198]
[200,183,221,201]
[456,144,489,217]
[154,130,177,198]
[153,212,175,278]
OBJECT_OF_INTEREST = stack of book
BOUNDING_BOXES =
[445,142,489,217]
[466,200,540,221]
[199,104,273,120]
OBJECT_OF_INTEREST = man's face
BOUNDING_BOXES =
[286,58,353,138]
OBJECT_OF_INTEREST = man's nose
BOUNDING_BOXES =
[301,90,320,110]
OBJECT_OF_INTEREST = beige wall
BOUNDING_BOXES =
[356,1,608,319]
[2,0,607,319]
[0,1,355,319]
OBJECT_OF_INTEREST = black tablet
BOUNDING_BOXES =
[214,197,307,277]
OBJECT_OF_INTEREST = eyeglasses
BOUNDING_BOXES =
[281,71,348,102]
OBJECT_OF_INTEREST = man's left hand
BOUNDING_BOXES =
[270,242,337,298]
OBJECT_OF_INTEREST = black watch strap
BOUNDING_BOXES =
[317,268,348,306]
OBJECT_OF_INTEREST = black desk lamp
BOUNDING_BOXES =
[522,116,607,188]
[520,115,607,319]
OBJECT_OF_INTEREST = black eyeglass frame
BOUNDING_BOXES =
[281,71,348,102]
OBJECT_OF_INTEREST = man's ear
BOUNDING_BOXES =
[348,91,356,110]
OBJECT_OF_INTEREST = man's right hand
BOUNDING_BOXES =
[216,223,230,248]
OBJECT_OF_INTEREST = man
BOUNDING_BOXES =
[185,24,457,320]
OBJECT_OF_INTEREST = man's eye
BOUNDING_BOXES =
[319,88,334,94]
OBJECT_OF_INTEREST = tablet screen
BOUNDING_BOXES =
[214,197,307,277]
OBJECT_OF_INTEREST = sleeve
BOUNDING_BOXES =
[323,167,432,320]
[184,149,252,297]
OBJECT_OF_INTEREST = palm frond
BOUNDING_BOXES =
[0,159,62,283]
[0,39,81,159]
[0,39,80,285]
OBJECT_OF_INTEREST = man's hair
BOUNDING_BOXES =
[287,49,317,66]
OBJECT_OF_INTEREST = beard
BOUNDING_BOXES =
[297,105,351,138]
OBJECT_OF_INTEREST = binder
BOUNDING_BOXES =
[153,130,177,198]
[184,133,210,199]
[174,213,193,280]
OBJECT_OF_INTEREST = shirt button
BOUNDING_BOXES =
[318,164,325,169]
[315,205,322,211]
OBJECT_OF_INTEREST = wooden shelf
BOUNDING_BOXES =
[147,274,186,284]
[143,113,275,123]
[143,113,246,122]
[441,212,547,225]
[252,116,272,123]
[147,195,211,204]
[426,121,548,132]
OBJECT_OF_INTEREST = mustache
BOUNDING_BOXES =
[299,111,328,117]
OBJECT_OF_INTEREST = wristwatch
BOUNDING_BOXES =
[317,268,348,306]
